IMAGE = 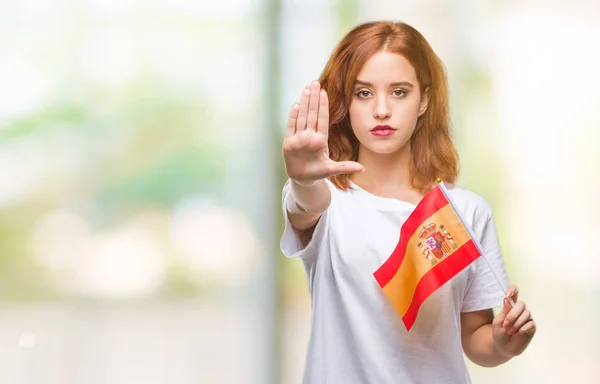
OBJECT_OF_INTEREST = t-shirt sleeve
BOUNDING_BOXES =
[461,211,510,312]
[279,179,334,260]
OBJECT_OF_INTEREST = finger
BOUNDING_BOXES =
[317,89,329,136]
[325,160,365,177]
[296,86,310,132]
[507,309,531,335]
[500,297,512,317]
[492,304,507,328]
[505,284,519,303]
[286,103,300,137]
[502,300,526,329]
[516,320,536,336]
[305,81,320,131]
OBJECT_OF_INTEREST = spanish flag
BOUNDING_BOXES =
[373,183,481,331]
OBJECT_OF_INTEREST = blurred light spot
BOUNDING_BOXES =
[78,0,259,18]
[80,31,138,87]
[31,211,166,299]
[0,139,47,205]
[18,332,36,349]
[161,0,258,17]
[0,57,49,121]
[170,199,258,285]
[31,210,90,271]
[0,134,85,206]
[73,227,166,299]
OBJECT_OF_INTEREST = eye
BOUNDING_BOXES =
[355,89,371,98]
[393,89,408,97]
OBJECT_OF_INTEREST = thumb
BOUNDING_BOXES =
[326,160,364,177]
[494,297,511,326]
[493,297,511,327]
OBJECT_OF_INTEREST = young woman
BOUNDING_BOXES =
[280,21,536,383]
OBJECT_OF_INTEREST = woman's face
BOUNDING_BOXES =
[348,51,428,156]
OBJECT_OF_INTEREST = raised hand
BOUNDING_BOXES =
[283,81,363,187]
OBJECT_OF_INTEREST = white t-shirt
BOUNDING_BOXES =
[280,178,509,384]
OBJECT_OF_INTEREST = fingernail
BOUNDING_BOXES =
[503,320,509,328]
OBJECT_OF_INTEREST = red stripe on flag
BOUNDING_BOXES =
[401,239,480,331]
[373,186,449,287]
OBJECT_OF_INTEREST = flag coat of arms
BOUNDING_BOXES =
[373,183,481,331]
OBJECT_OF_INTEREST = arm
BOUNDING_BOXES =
[286,179,331,231]
[286,180,331,247]
[461,309,512,367]
[283,81,363,241]
[461,285,536,367]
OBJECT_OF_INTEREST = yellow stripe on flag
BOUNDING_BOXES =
[382,204,472,317]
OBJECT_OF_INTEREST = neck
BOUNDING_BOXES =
[351,144,414,191]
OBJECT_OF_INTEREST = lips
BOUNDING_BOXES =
[371,125,396,132]
[370,125,396,137]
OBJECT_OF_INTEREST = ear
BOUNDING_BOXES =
[418,88,430,117]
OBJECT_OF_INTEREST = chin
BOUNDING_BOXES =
[362,142,407,155]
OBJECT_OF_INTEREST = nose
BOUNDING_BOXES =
[373,96,391,119]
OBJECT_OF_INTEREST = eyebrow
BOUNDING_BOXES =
[354,80,415,88]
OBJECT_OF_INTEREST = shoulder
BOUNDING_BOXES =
[442,184,493,224]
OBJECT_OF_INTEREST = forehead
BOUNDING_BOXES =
[355,51,418,84]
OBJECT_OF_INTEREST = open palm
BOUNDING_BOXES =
[283,81,363,186]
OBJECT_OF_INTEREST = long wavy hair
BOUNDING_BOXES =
[319,21,459,193]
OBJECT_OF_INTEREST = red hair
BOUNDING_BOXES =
[319,21,459,193]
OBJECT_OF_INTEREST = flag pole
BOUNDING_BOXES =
[436,180,515,307]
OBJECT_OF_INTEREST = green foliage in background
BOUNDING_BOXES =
[0,80,224,301]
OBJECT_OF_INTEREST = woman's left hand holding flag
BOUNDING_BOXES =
[492,285,537,357]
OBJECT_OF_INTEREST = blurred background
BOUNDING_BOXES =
[0,0,598,383]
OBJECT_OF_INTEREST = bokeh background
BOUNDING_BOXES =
[0,0,598,383]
